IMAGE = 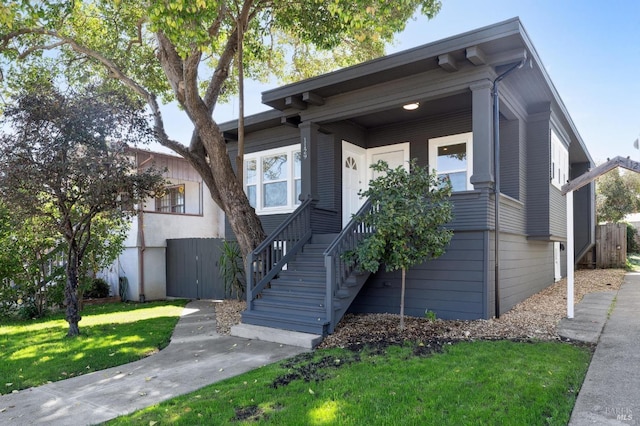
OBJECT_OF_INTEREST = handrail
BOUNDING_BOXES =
[246,198,313,309]
[323,199,374,329]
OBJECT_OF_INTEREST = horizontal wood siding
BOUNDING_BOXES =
[549,186,567,238]
[526,114,551,237]
[519,119,528,205]
[498,196,526,235]
[500,118,520,200]
[448,190,491,230]
[350,231,487,320]
[488,232,554,316]
[366,110,472,156]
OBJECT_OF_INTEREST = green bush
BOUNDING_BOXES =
[626,223,639,254]
[84,277,110,299]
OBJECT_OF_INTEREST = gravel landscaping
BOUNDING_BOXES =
[214,269,626,348]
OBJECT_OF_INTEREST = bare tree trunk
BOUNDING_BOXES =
[400,267,406,330]
[65,250,81,337]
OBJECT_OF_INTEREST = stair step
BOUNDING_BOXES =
[276,270,325,281]
[262,288,325,304]
[302,244,329,254]
[269,282,325,293]
[241,310,329,335]
[287,258,324,266]
[310,233,339,245]
[253,299,329,318]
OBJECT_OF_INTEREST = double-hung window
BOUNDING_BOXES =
[550,129,569,189]
[245,144,302,214]
[428,132,474,191]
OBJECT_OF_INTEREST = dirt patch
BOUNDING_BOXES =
[272,352,360,388]
[233,405,264,422]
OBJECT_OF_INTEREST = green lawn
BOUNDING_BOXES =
[0,300,187,394]
[107,340,591,426]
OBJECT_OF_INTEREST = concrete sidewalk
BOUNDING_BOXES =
[561,272,640,425]
[0,300,309,425]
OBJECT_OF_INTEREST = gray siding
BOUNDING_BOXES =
[350,231,487,320]
[366,109,472,156]
[526,113,551,238]
[500,118,520,200]
[492,233,555,315]
[549,186,567,239]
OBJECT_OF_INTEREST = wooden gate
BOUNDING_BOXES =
[166,238,225,299]
[581,223,627,269]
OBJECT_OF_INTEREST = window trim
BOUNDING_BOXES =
[428,132,474,191]
[155,184,186,214]
[245,144,301,215]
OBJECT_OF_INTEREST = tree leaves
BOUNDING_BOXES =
[353,159,453,273]
[596,169,640,223]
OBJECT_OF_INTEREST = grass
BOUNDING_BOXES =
[0,300,187,394]
[106,340,591,425]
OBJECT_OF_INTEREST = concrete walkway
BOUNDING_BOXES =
[560,272,640,425]
[0,300,309,426]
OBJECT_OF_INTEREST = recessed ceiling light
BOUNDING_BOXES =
[402,102,420,111]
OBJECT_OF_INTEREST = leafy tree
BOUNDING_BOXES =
[0,85,165,336]
[75,211,129,306]
[596,169,640,223]
[0,204,66,319]
[349,160,453,329]
[0,0,442,262]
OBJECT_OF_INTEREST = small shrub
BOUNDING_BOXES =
[626,223,639,254]
[219,240,245,299]
[84,278,110,299]
[18,301,42,320]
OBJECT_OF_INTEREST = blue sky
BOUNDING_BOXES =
[161,0,640,164]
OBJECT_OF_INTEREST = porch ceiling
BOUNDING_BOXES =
[337,92,472,129]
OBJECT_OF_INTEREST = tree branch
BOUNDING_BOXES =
[18,40,66,59]
[203,0,260,110]
[155,31,186,104]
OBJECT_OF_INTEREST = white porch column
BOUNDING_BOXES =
[567,190,574,318]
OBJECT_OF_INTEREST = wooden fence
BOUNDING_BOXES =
[578,223,626,269]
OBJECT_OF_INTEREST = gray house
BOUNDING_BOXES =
[221,18,594,336]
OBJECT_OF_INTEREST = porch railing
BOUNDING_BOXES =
[246,197,313,309]
[323,199,374,332]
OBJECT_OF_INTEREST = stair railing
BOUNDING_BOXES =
[323,199,374,332]
[246,197,314,309]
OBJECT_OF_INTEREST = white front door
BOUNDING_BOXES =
[342,141,410,227]
[342,141,366,226]
[367,144,410,180]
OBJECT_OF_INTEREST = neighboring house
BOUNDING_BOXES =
[220,18,595,336]
[101,148,224,301]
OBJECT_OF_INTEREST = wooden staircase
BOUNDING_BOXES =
[240,198,374,337]
[240,234,370,335]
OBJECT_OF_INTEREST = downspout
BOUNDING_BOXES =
[492,53,529,318]
[136,151,149,303]
[137,209,146,302]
